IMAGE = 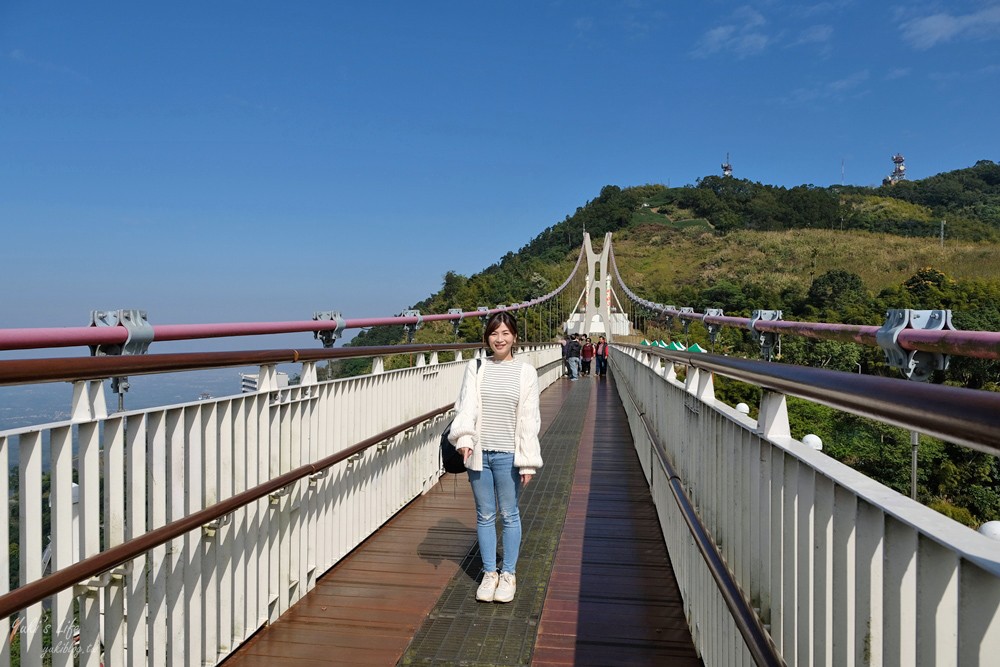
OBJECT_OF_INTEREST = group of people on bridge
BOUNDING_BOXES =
[560,333,609,380]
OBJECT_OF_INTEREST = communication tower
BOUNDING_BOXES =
[722,153,733,178]
[883,153,907,186]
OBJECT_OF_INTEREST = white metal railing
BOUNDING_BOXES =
[0,345,562,666]
[610,346,1000,667]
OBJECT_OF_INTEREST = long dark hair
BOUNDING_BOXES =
[483,311,519,355]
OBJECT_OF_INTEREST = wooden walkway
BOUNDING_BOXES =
[222,373,699,666]
[532,374,701,666]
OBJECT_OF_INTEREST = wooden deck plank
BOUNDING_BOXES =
[222,378,574,667]
[219,468,478,666]
[531,374,702,666]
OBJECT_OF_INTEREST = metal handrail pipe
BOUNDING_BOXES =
[608,247,1000,360]
[0,343,483,386]
[683,313,1000,360]
[629,345,1000,456]
[0,315,494,352]
[754,320,1000,361]
[616,372,785,667]
[0,405,452,619]
[640,304,1000,361]
[703,314,751,329]
[0,247,584,353]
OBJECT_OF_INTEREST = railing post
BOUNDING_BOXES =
[258,364,279,391]
[50,429,75,667]
[77,418,102,665]
[300,361,318,386]
[125,414,148,667]
[685,366,701,395]
[19,431,43,663]
[103,416,127,666]
[757,391,790,439]
[696,369,715,402]
[71,380,108,422]
[372,357,384,375]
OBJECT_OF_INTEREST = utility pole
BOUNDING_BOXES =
[940,219,946,248]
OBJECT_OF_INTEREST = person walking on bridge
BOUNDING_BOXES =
[595,335,609,377]
[581,337,595,376]
[449,311,543,603]
[565,334,582,380]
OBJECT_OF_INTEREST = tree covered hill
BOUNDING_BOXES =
[664,159,1000,241]
[336,161,1000,527]
[349,159,1000,350]
[341,159,1000,394]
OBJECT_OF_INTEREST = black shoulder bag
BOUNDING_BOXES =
[440,358,482,474]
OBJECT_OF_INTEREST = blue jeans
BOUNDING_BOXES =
[567,356,580,379]
[468,451,522,574]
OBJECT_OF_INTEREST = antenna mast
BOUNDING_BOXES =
[883,153,907,186]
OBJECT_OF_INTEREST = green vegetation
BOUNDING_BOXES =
[668,159,1000,240]
[343,160,1000,527]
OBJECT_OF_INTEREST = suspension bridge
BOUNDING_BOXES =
[0,233,998,666]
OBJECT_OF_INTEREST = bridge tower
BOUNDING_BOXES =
[566,233,631,340]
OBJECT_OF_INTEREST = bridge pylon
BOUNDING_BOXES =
[565,233,631,340]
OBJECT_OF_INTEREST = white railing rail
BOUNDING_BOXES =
[610,345,1000,666]
[0,345,562,666]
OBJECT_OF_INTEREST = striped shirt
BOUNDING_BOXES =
[478,358,523,453]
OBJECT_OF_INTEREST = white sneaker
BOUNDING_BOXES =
[494,572,516,603]
[476,571,499,602]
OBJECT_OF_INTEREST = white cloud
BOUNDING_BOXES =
[828,69,869,92]
[7,49,89,82]
[792,1,855,18]
[899,5,1000,49]
[926,62,1000,86]
[695,25,737,57]
[792,24,833,46]
[733,6,767,30]
[736,32,771,56]
[885,67,911,80]
[781,69,870,104]
[692,7,771,58]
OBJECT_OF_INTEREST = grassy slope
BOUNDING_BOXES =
[612,217,1000,299]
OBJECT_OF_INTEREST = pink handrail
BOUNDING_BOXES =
[0,244,587,352]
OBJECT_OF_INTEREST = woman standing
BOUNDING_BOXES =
[581,337,595,376]
[448,311,542,603]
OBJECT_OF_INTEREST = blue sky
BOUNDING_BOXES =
[2,1,998,343]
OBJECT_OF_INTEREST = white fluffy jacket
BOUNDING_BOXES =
[447,358,543,475]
